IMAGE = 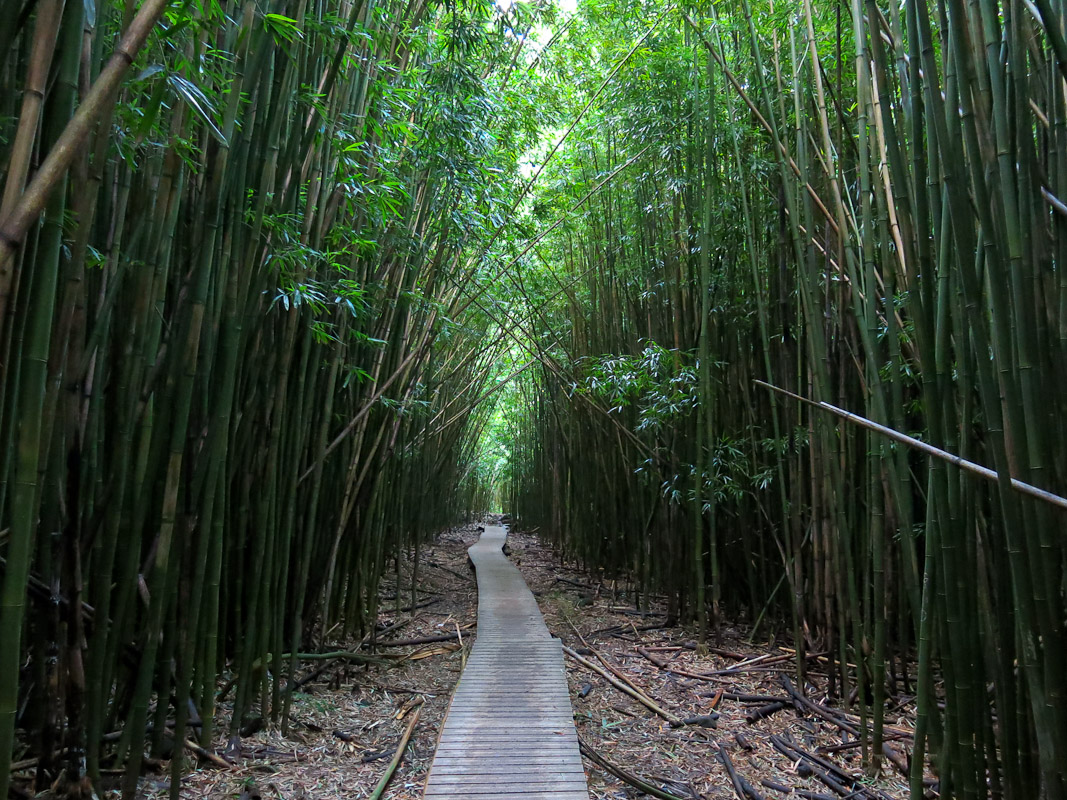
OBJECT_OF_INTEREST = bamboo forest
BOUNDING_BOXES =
[1,0,1066,797]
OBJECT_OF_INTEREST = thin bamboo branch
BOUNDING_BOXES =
[562,645,682,725]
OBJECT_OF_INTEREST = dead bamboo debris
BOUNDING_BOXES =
[578,736,693,800]
[134,527,482,800]
[367,702,422,800]
[563,644,684,726]
[508,529,923,800]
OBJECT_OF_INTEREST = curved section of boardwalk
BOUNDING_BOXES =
[422,526,589,800]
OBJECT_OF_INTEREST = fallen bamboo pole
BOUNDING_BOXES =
[364,631,467,648]
[567,620,662,710]
[368,703,421,800]
[184,740,231,770]
[577,736,689,800]
[562,645,682,726]
[755,379,1067,511]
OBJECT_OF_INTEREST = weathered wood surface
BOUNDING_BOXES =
[422,526,590,799]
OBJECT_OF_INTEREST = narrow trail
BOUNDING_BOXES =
[422,526,590,799]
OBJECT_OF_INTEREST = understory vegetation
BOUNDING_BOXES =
[2,0,1066,797]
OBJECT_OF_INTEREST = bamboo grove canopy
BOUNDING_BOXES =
[2,0,1067,799]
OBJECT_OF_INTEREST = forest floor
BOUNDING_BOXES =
[506,529,929,800]
[165,524,928,800]
[169,524,483,800]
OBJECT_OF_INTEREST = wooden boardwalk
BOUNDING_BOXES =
[422,525,589,800]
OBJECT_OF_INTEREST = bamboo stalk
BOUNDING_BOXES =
[0,0,173,280]
[562,645,682,726]
[754,379,1067,511]
[369,703,421,800]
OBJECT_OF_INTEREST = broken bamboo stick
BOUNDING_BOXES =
[562,645,682,726]
[368,702,421,800]
[577,736,689,800]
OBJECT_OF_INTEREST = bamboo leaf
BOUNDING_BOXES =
[166,73,228,145]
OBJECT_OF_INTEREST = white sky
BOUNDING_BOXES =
[498,0,579,180]
[497,0,578,17]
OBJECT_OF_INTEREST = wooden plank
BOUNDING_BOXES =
[442,713,576,720]
[437,726,578,733]
[429,758,582,764]
[452,682,568,688]
[429,783,589,790]
[430,750,581,759]
[435,724,577,733]
[442,710,575,716]
[444,700,574,706]
[429,764,586,774]
[441,721,577,727]
[425,788,589,798]
[427,775,588,786]
[422,525,589,799]
[433,738,580,747]
[435,735,579,743]
[426,784,590,795]
[432,743,581,750]
[428,773,586,784]
[441,709,575,717]
[426,780,589,791]
[431,739,580,747]
[448,691,571,697]
[430,750,580,759]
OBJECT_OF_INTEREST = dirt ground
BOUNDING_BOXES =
[158,523,927,800]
